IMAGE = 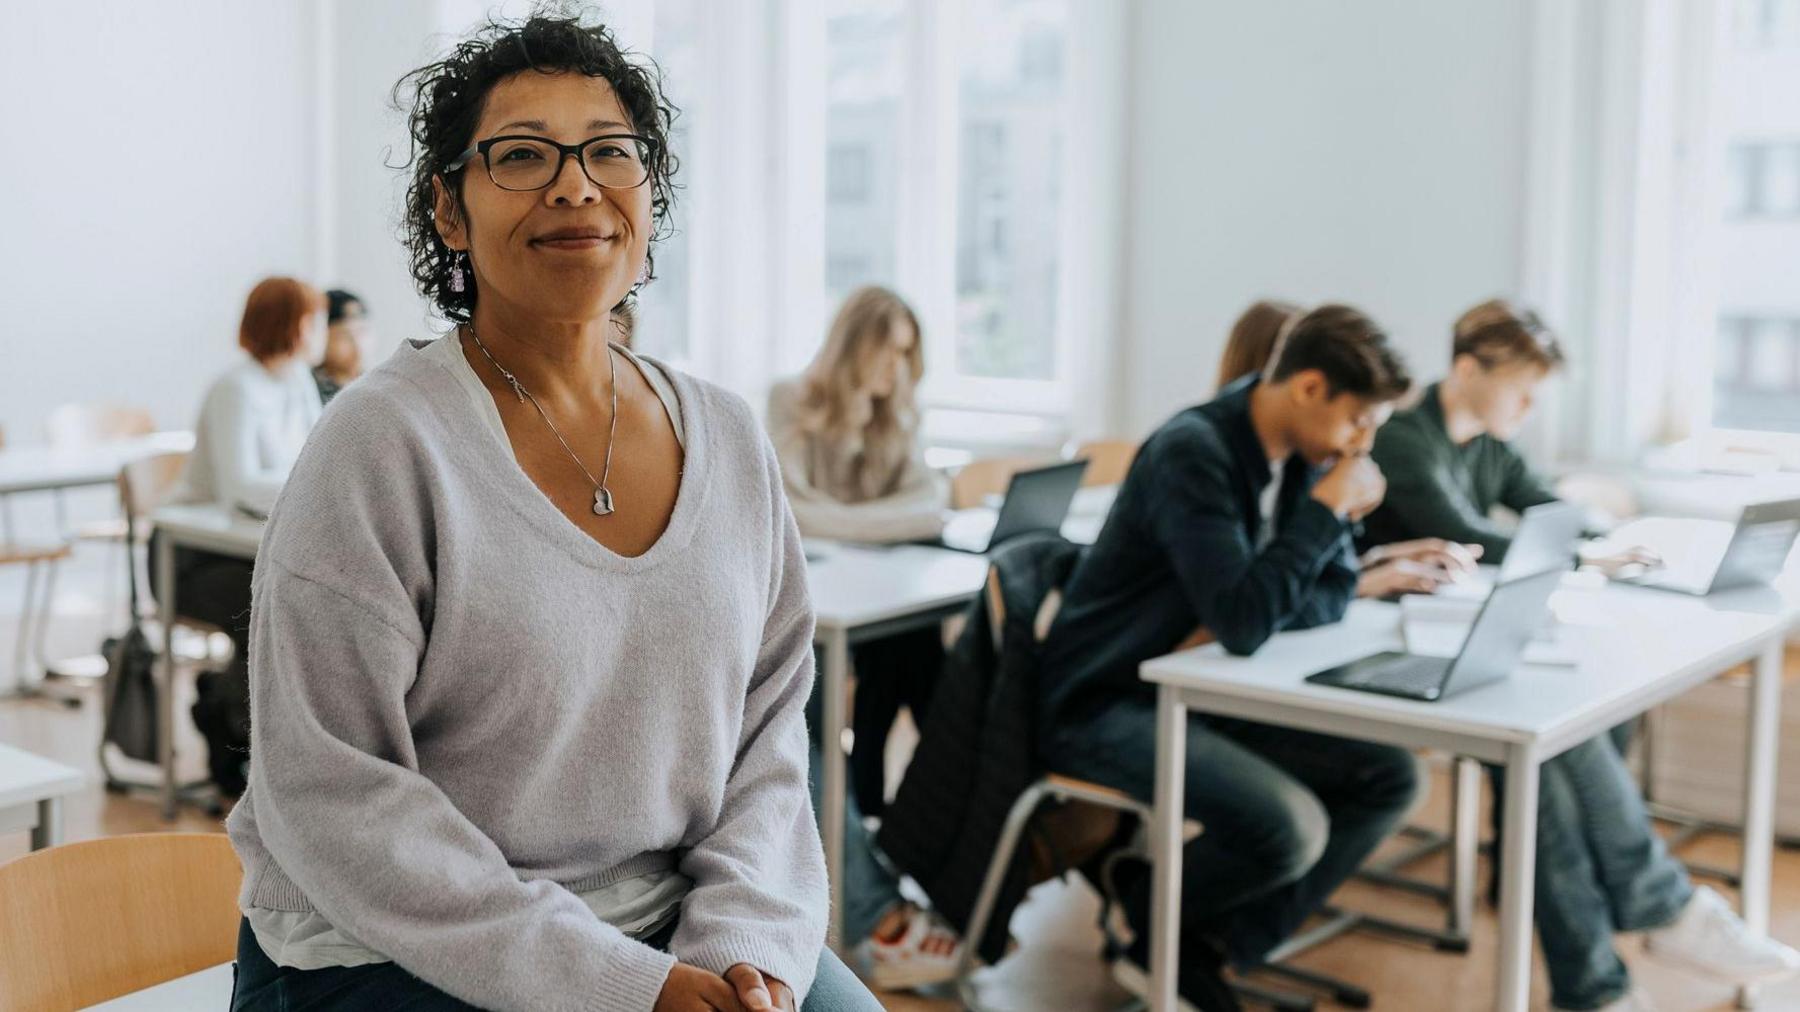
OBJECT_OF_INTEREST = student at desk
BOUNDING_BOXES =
[767,285,963,990]
[312,289,368,405]
[1039,305,1421,1009]
[152,276,326,796]
[224,14,876,1011]
[1360,299,1799,1012]
[1216,298,1482,598]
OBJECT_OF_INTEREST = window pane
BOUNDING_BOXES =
[635,0,701,362]
[1710,18,1800,432]
[825,0,904,305]
[955,0,1067,381]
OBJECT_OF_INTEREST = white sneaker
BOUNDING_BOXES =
[1555,990,1657,1012]
[1643,885,1800,986]
[856,905,963,991]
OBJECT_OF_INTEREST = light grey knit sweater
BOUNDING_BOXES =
[225,338,826,1011]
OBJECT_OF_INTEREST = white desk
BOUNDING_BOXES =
[85,963,232,1010]
[148,505,264,818]
[0,432,195,497]
[0,742,84,850]
[1141,584,1796,1012]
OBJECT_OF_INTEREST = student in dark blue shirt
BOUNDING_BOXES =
[1039,305,1420,1006]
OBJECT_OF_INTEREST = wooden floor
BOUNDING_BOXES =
[7,547,1800,1010]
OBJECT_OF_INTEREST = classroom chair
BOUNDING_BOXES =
[0,426,76,699]
[40,403,158,683]
[950,539,1368,1012]
[0,833,242,1011]
[1065,439,1138,488]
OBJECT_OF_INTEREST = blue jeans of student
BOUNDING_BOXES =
[808,740,907,946]
[1044,698,1424,971]
[806,677,908,947]
[1523,733,1693,1010]
[229,918,882,1011]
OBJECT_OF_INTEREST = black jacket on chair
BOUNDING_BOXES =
[876,533,1083,963]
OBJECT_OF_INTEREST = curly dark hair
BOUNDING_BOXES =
[393,6,680,323]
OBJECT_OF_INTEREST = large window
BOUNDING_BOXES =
[626,0,1104,429]
[632,0,702,364]
[824,0,903,306]
[954,0,1066,382]
[1708,0,1800,435]
[820,0,1077,414]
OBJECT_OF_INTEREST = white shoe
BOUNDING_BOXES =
[1643,885,1800,986]
[1555,990,1657,1012]
[856,905,963,991]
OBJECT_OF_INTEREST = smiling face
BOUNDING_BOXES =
[432,71,652,325]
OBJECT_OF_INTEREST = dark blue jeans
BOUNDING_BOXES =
[1526,734,1693,1010]
[230,918,881,1011]
[1046,699,1423,971]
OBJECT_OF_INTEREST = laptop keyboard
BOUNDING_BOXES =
[1349,656,1449,695]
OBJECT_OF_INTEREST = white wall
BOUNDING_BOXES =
[1119,0,1532,436]
[327,0,448,352]
[0,2,321,441]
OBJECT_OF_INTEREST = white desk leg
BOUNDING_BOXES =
[1737,636,1783,1010]
[820,627,849,952]
[30,796,62,850]
[1496,745,1540,1012]
[1149,684,1188,1012]
[156,531,178,821]
[1449,755,1481,939]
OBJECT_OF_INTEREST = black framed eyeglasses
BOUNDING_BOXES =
[446,133,654,192]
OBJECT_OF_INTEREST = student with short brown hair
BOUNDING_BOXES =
[1218,299,1482,598]
[1040,305,1422,1009]
[1362,300,1800,1012]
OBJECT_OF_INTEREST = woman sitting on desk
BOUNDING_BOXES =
[766,286,964,990]
[224,13,876,1011]
[154,275,325,796]
[1216,298,1483,597]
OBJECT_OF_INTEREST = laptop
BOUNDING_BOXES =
[1499,501,1587,580]
[939,459,1089,554]
[1431,500,1585,602]
[1610,497,1800,596]
[1305,566,1566,701]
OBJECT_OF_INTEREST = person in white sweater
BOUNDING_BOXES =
[149,275,325,795]
[768,286,963,990]
[225,13,876,1012]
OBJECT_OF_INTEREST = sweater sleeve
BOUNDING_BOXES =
[1495,441,1560,515]
[670,440,828,1001]
[242,446,677,1011]
[766,383,947,543]
[1370,421,1521,563]
[206,378,291,515]
[1146,427,1353,656]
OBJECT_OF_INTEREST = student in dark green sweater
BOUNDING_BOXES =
[1361,301,1799,1012]
[1358,300,1563,562]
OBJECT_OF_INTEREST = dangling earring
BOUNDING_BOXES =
[635,260,649,287]
[450,252,467,293]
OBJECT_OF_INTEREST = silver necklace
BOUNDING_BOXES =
[466,324,619,516]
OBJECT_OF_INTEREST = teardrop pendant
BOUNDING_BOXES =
[593,487,615,516]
